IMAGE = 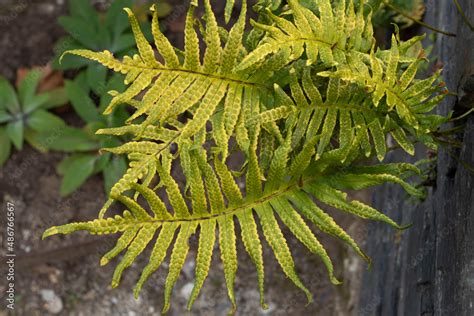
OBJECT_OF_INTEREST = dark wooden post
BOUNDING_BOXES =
[358,1,474,315]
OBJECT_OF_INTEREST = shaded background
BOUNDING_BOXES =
[359,1,474,315]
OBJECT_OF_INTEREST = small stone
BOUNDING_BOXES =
[83,290,96,300]
[40,289,55,302]
[180,282,194,300]
[39,289,63,314]
[39,3,55,14]
[47,269,60,284]
[22,229,31,240]
[182,258,195,279]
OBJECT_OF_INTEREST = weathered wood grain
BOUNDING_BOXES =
[358,1,474,315]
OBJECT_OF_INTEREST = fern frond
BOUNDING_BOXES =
[318,37,447,156]
[273,67,392,161]
[224,0,235,24]
[44,1,449,313]
[44,132,422,312]
[237,0,374,71]
[61,2,277,159]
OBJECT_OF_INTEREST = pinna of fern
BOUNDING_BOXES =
[42,0,449,313]
[317,35,449,151]
[274,49,447,163]
[60,0,276,153]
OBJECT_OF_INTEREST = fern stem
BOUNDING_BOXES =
[110,174,324,225]
[452,0,474,31]
[445,148,474,174]
[435,125,466,134]
[382,0,456,37]
[449,107,474,122]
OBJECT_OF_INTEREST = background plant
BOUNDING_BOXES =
[45,0,174,195]
[43,0,452,313]
[0,69,68,166]
[372,0,425,28]
[53,0,163,94]
[54,73,129,196]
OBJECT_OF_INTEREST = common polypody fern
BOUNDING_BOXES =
[44,0,449,313]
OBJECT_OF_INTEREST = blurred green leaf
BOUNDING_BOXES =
[85,121,106,134]
[69,0,97,21]
[74,71,90,92]
[31,126,99,152]
[86,64,108,96]
[57,154,79,175]
[43,87,69,109]
[109,106,129,127]
[112,33,136,53]
[94,152,111,173]
[0,110,13,124]
[100,132,123,149]
[58,16,99,49]
[0,76,20,113]
[65,80,99,123]
[28,110,66,132]
[0,127,12,166]
[60,154,97,196]
[24,129,49,153]
[6,120,24,150]
[106,0,133,39]
[97,25,113,49]
[99,74,126,112]
[23,93,50,114]
[107,73,127,90]
[154,1,173,18]
[18,69,41,105]
[103,156,127,194]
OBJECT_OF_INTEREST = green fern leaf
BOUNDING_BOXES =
[44,134,422,312]
[60,2,276,161]
[318,37,447,154]
[187,219,216,309]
